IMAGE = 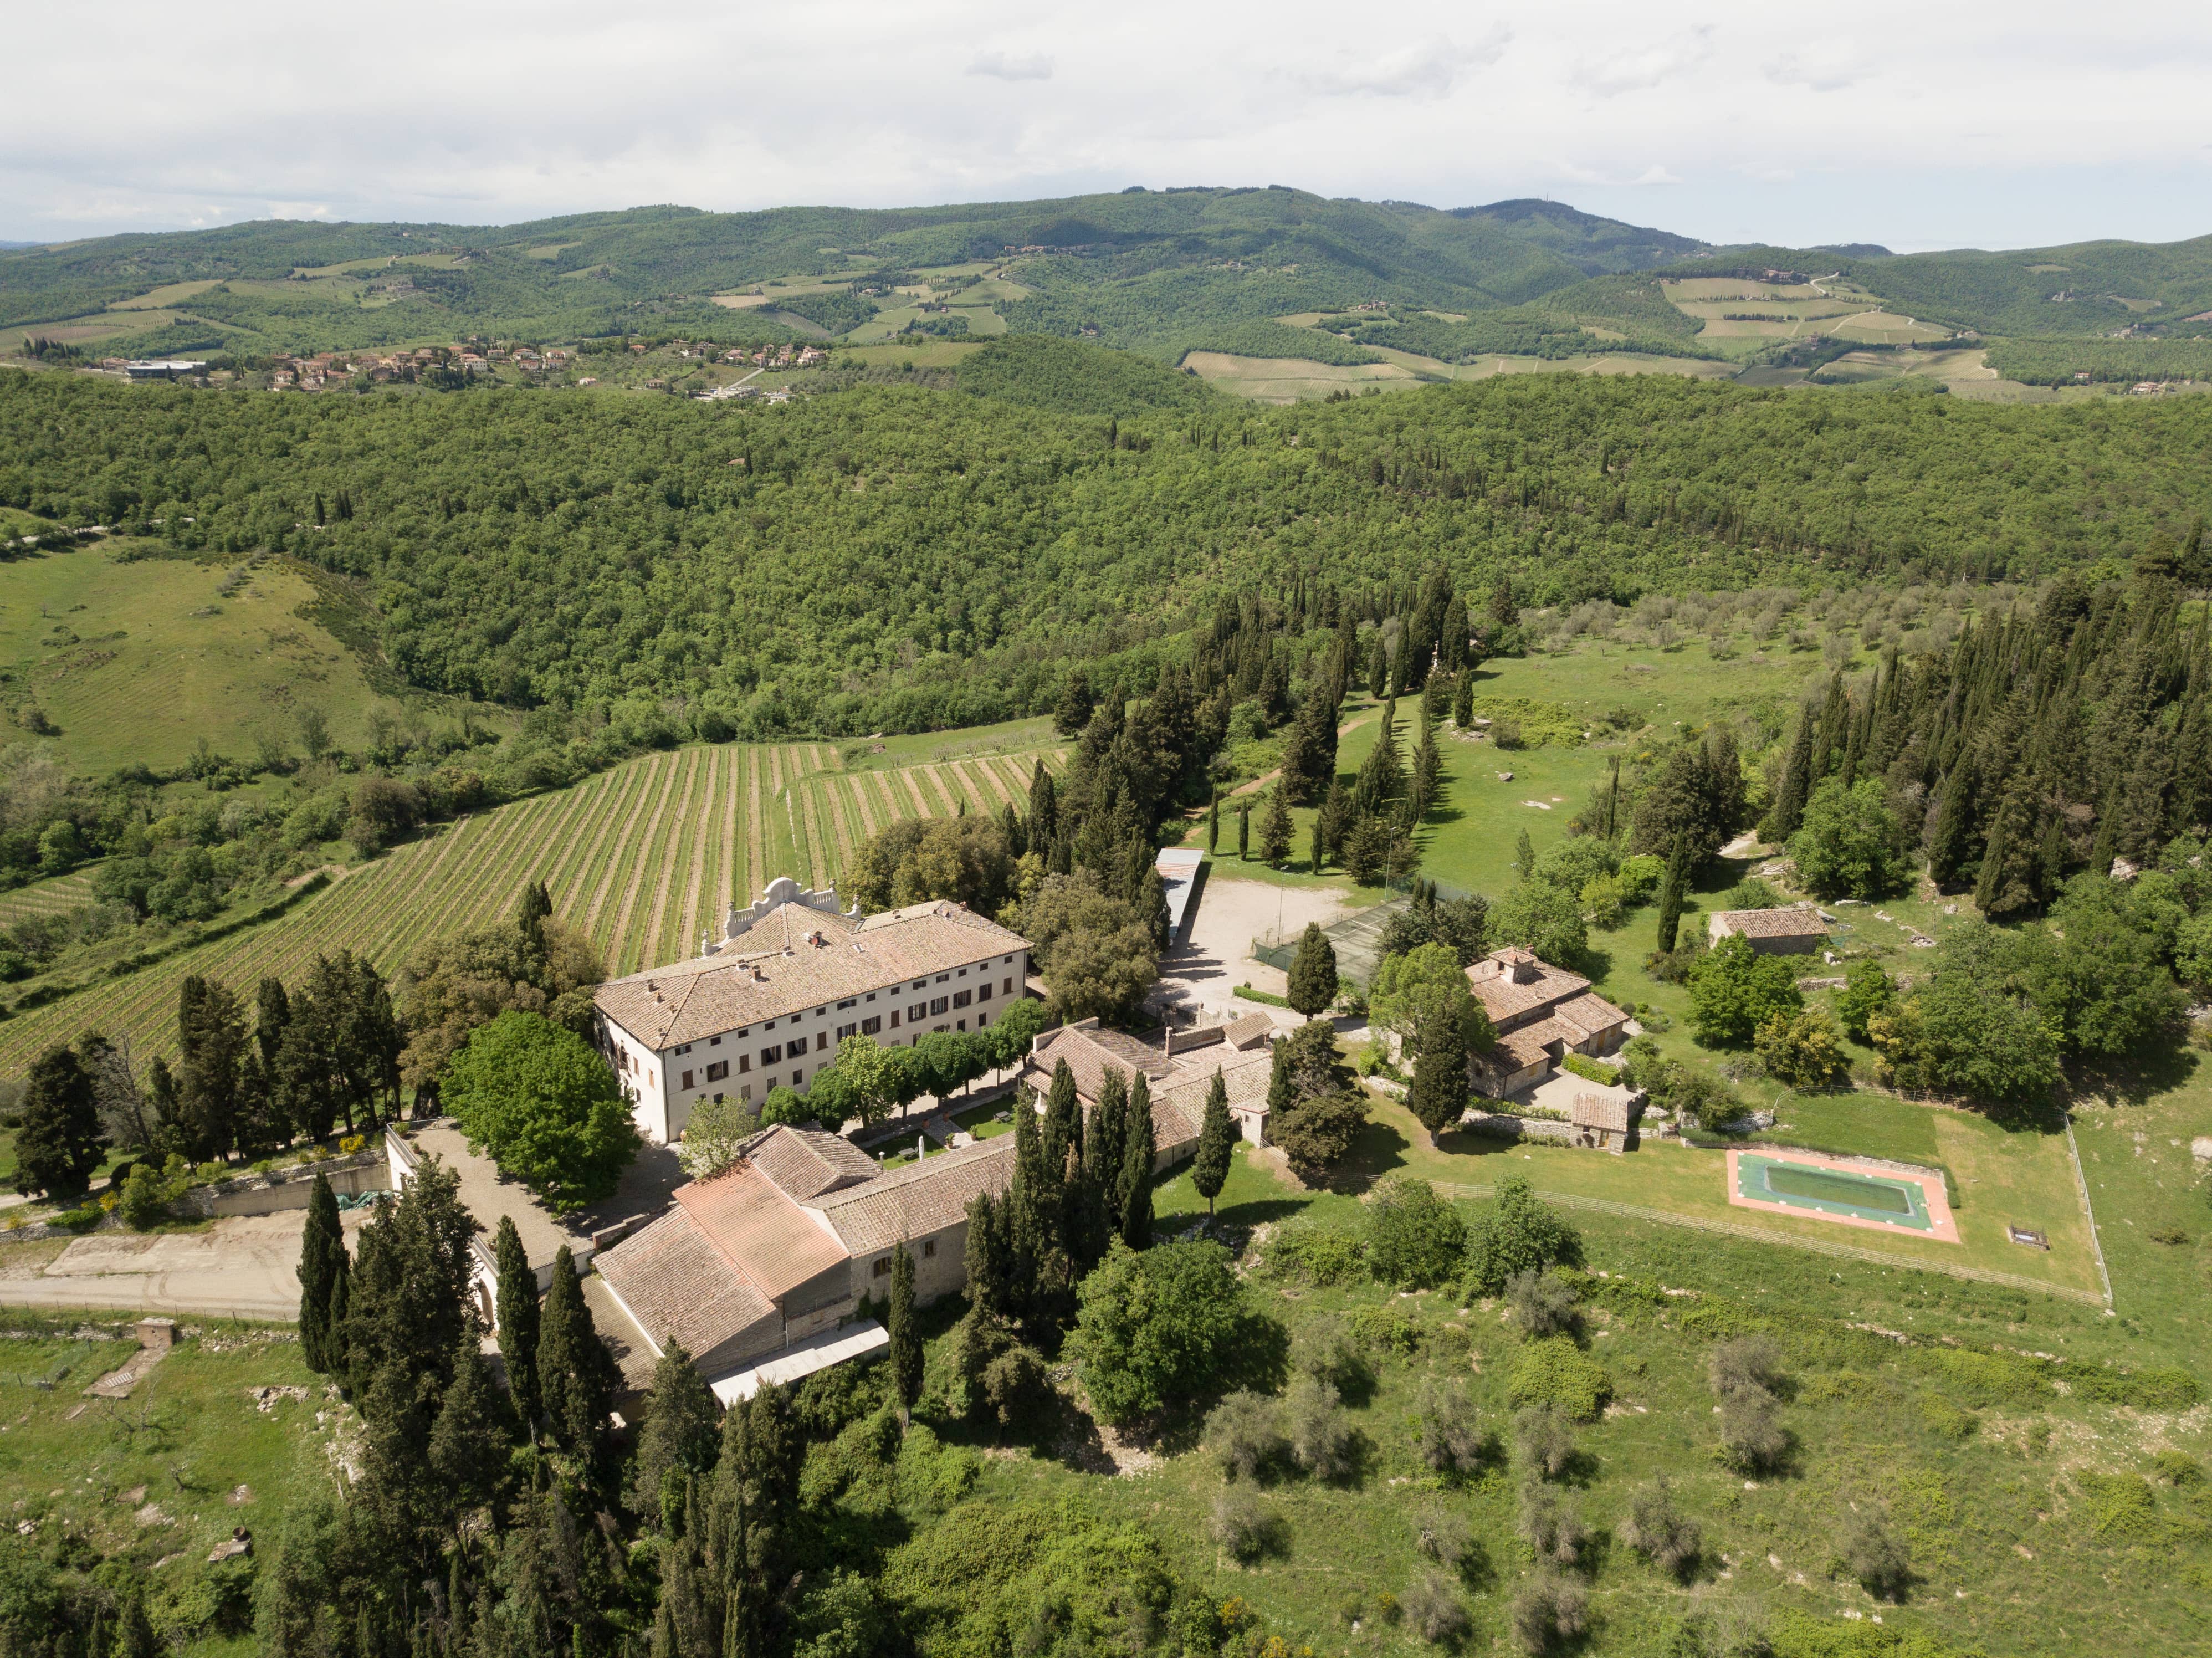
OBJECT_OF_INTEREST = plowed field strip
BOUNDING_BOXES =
[679,748,724,960]
[893,767,934,818]
[542,774,622,913]
[641,749,704,969]
[768,745,786,799]
[721,746,746,912]
[549,770,634,919]
[843,771,882,841]
[745,749,766,897]
[919,764,964,816]
[801,780,841,892]
[606,753,687,971]
[585,751,671,936]
[950,759,1007,811]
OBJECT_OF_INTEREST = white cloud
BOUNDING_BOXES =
[1579,27,1714,98]
[967,50,1053,81]
[1633,166,1683,186]
[0,1,2208,248]
[1303,29,1511,99]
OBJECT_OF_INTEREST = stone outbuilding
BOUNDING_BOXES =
[1707,905,1830,954]
[1020,1015,1278,1160]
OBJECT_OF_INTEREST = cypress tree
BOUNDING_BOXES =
[1513,827,1537,881]
[493,1214,542,1430]
[427,1327,506,1520]
[1029,761,1059,845]
[297,1171,344,1373]
[1405,1011,1469,1149]
[1119,1074,1155,1251]
[1083,1069,1128,1265]
[1260,786,1293,864]
[536,1246,617,1460]
[888,1244,920,1424]
[1655,830,1690,955]
[1602,756,1621,842]
[326,1251,350,1379]
[11,1043,103,1197]
[1237,797,1251,861]
[1191,1070,1234,1224]
[1008,1085,1048,1293]
[1207,789,1220,854]
[1308,810,1328,876]
[1286,923,1339,1017]
[963,1191,1012,1318]
[1368,636,1389,699]
[633,1342,719,1529]
[1452,672,1475,730]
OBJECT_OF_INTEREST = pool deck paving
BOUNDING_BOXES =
[1726,1146,1960,1245]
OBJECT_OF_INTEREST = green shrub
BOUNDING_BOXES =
[49,1206,101,1231]
[1463,1173,1581,1295]
[2070,1364,2202,1410]
[1917,1394,1977,1441]
[1349,1304,1423,1357]
[1919,1347,2051,1407]
[1364,1176,1466,1288]
[2077,1473,2157,1543]
[1266,1213,1368,1286]
[1558,1052,1619,1086]
[1507,1338,1610,1421]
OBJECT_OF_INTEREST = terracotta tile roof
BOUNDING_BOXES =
[1023,1025,1172,1104]
[1553,992,1631,1042]
[1713,907,1830,939]
[1153,1048,1274,1142]
[1466,951,1594,1025]
[744,1124,879,1201]
[673,1161,848,1299]
[807,1136,1015,1256]
[593,1206,776,1361]
[595,900,1030,1048]
[1220,1014,1277,1050]
[1569,1091,1636,1133]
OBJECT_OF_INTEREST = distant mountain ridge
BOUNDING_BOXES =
[2,188,2208,363]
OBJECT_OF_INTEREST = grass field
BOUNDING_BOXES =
[1077,1134,2212,1658]
[0,1316,327,1651]
[0,730,1065,1076]
[0,540,475,775]
[1185,346,1734,404]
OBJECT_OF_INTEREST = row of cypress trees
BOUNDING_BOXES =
[1760,562,2212,916]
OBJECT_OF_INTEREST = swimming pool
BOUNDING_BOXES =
[1734,1153,1936,1231]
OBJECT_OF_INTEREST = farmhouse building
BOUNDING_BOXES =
[1707,905,1830,954]
[593,877,1033,1146]
[593,1123,1013,1399]
[1465,946,1631,1097]
[1020,1015,1277,1165]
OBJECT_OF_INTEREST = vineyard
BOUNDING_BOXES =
[0,738,1062,1076]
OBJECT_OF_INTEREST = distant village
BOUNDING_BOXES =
[88,335,830,393]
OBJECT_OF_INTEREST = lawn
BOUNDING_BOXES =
[0,540,508,776]
[970,1133,2212,1658]
[0,1317,331,1650]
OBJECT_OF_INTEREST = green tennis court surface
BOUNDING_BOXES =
[1735,1153,1935,1230]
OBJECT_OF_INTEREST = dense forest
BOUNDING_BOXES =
[3,366,2209,738]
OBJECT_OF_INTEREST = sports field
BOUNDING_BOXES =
[0,735,1062,1076]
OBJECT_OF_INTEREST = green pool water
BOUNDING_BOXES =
[1762,1163,1915,1214]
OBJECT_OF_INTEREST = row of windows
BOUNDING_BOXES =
[652,966,1029,1097]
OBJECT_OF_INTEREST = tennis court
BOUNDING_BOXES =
[1726,1148,1960,1244]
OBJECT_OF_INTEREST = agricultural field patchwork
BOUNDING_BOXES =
[0,735,1064,1073]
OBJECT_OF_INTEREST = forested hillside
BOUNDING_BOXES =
[0,190,1712,361]
[4,370,2210,735]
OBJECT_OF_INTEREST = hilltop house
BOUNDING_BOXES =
[1465,947,1631,1098]
[593,1123,1013,1399]
[1707,905,1830,955]
[1020,1015,1277,1165]
[593,877,1033,1145]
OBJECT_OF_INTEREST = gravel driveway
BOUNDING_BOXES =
[0,1210,368,1321]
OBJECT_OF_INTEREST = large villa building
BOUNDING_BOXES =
[592,877,1033,1145]
[1465,945,1632,1098]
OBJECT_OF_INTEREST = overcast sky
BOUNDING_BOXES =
[7,1,2208,252]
